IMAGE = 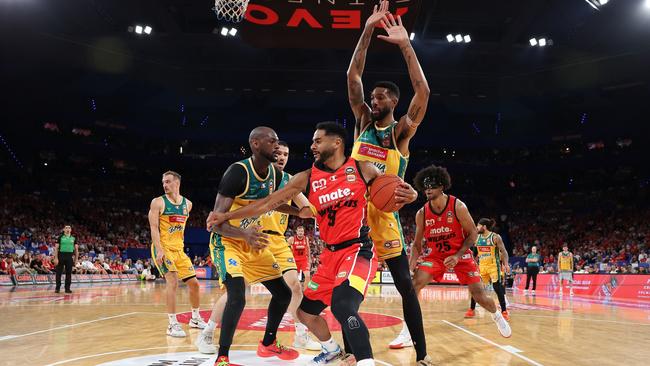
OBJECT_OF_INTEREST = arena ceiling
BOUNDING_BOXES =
[2,0,649,145]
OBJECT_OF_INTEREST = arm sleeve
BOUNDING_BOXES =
[218,164,247,198]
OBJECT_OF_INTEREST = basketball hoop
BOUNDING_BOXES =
[213,0,250,23]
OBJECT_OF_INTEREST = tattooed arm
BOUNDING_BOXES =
[376,13,430,155]
[207,170,312,228]
[348,0,389,140]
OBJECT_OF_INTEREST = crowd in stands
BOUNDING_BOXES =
[1,167,648,283]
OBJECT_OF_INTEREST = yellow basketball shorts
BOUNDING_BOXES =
[209,233,282,285]
[267,234,297,274]
[367,201,405,261]
[151,245,196,281]
[479,261,502,284]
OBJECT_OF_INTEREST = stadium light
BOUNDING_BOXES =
[645,0,650,9]
[455,34,463,42]
[530,38,538,46]
[229,27,237,36]
[463,35,471,43]
[144,26,152,35]
[410,32,415,41]
[584,0,611,10]
[539,38,547,47]
[446,34,454,42]
[135,25,143,34]
[220,27,228,36]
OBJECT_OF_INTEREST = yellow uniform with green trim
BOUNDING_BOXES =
[151,195,196,280]
[476,232,502,284]
[351,121,408,260]
[258,171,297,273]
[209,158,282,284]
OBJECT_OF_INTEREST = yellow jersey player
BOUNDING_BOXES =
[148,171,207,337]
[465,218,511,320]
[347,2,431,362]
[558,245,574,296]
[199,127,300,365]
[195,141,320,355]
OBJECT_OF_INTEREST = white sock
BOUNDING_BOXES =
[320,337,339,353]
[192,308,201,319]
[357,359,375,366]
[205,319,217,332]
[168,313,178,324]
[295,322,307,335]
[400,322,409,335]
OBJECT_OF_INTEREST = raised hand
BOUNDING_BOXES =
[365,0,390,28]
[378,13,410,46]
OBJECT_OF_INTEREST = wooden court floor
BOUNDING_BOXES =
[1,281,649,366]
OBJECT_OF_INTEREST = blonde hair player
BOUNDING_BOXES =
[148,171,207,337]
[195,141,321,354]
[347,1,431,362]
[558,244,574,296]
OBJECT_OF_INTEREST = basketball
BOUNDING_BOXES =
[369,174,404,212]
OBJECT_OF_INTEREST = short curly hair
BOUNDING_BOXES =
[413,165,452,192]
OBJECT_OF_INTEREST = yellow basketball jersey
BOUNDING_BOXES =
[559,252,573,272]
[351,122,408,178]
[259,171,291,234]
[476,232,499,266]
[228,158,278,230]
[158,195,188,251]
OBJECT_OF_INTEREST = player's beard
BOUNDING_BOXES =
[371,106,391,122]
[262,149,278,163]
[315,147,335,165]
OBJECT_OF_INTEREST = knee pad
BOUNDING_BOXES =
[331,284,363,324]
[263,277,292,305]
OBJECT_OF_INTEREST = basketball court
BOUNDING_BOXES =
[2,281,649,365]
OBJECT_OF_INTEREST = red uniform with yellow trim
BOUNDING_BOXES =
[417,195,480,285]
[304,158,378,306]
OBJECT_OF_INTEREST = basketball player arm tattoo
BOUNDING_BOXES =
[410,208,425,272]
[148,198,165,264]
[348,1,388,138]
[444,200,478,268]
[494,234,510,274]
[396,40,430,140]
[207,171,311,228]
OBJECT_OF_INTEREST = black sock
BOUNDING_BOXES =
[470,296,477,310]
[493,281,507,312]
[342,329,353,354]
[332,282,372,361]
[261,277,292,346]
[218,275,246,358]
[387,253,427,361]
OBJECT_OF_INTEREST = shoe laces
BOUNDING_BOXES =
[273,340,289,352]
[171,323,183,332]
[313,351,330,363]
[215,356,229,366]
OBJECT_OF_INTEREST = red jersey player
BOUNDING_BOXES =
[207,122,418,366]
[287,226,311,284]
[407,164,511,338]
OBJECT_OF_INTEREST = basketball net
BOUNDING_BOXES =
[213,0,250,23]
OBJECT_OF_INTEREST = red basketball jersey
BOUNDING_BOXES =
[308,158,368,245]
[291,236,309,261]
[423,195,469,260]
